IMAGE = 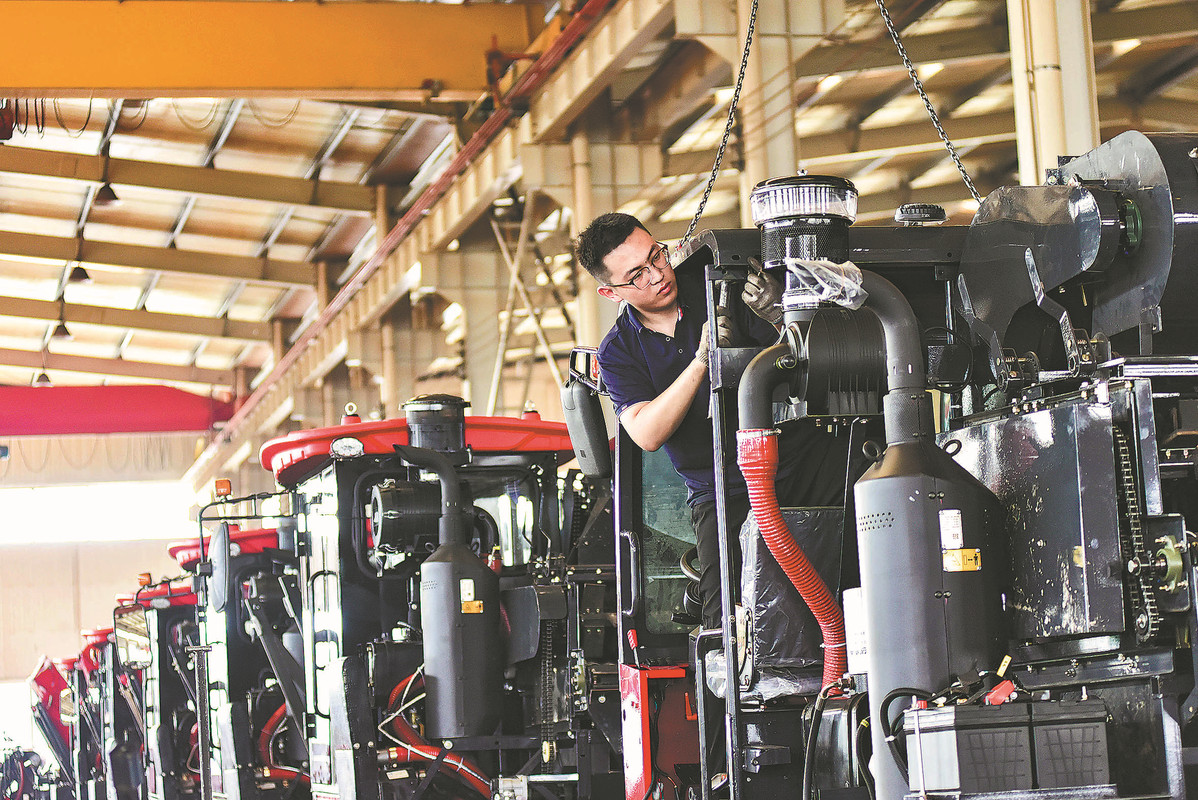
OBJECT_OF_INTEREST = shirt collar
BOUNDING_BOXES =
[619,298,691,334]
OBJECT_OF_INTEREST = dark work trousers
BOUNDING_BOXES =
[691,492,752,629]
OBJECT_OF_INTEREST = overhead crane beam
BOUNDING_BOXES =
[0,1,540,99]
[0,230,312,288]
[0,147,381,214]
[0,347,234,386]
[0,296,269,343]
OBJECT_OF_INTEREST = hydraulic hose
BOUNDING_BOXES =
[736,342,846,690]
[737,428,846,690]
[257,704,310,785]
[257,704,287,766]
[384,672,492,797]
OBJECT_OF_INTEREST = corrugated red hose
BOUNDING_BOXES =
[736,428,846,690]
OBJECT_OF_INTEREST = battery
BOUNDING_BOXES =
[904,700,1109,794]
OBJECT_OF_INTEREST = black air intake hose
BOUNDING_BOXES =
[394,444,468,548]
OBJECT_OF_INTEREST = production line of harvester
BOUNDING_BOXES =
[16,129,1198,800]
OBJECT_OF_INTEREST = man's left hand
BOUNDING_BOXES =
[743,258,783,325]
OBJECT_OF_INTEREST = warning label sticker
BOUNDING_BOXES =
[938,508,964,550]
[943,548,982,572]
[461,600,485,614]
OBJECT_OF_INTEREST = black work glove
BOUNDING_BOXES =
[696,308,733,366]
[743,257,784,325]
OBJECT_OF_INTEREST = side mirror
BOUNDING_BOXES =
[210,522,233,612]
[113,604,153,670]
[561,348,612,480]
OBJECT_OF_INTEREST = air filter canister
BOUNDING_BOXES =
[750,175,858,268]
[403,394,469,457]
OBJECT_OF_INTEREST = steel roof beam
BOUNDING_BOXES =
[0,1,539,99]
[794,1,1198,82]
[0,230,312,288]
[0,146,382,214]
[0,296,269,342]
[203,99,245,168]
[0,347,235,386]
[1119,43,1198,101]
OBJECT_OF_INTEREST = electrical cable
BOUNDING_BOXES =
[172,99,220,132]
[855,718,875,800]
[54,98,93,138]
[877,687,932,782]
[249,100,301,129]
[801,684,836,800]
[381,667,493,796]
[119,100,149,132]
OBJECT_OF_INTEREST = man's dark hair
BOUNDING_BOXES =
[574,212,648,283]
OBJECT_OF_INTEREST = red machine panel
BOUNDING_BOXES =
[167,525,280,571]
[259,412,574,485]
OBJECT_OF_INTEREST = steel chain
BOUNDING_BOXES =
[874,0,982,203]
[678,0,759,252]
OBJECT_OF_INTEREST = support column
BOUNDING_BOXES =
[346,325,383,417]
[392,301,440,409]
[524,133,658,348]
[380,317,398,417]
[570,128,606,350]
[1007,0,1099,185]
[237,436,274,498]
[320,378,336,428]
[421,249,506,412]
[731,0,844,224]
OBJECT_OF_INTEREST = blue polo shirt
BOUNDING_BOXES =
[598,269,778,506]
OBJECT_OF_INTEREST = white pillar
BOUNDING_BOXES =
[735,0,844,224]
[570,128,607,350]
[1007,0,1099,185]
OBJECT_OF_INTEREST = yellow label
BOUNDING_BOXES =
[943,548,982,572]
[997,655,1012,678]
[461,600,484,614]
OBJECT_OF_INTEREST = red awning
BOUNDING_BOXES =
[0,385,234,435]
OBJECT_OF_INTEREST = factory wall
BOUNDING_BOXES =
[0,539,182,681]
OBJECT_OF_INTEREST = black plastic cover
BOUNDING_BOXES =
[741,507,844,669]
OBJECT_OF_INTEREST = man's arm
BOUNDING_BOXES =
[618,357,707,452]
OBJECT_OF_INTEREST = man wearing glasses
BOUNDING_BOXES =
[574,212,787,628]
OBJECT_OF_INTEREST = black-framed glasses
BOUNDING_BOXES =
[605,242,670,290]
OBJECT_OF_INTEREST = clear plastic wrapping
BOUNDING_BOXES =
[703,649,824,703]
[783,258,867,310]
[699,506,846,702]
